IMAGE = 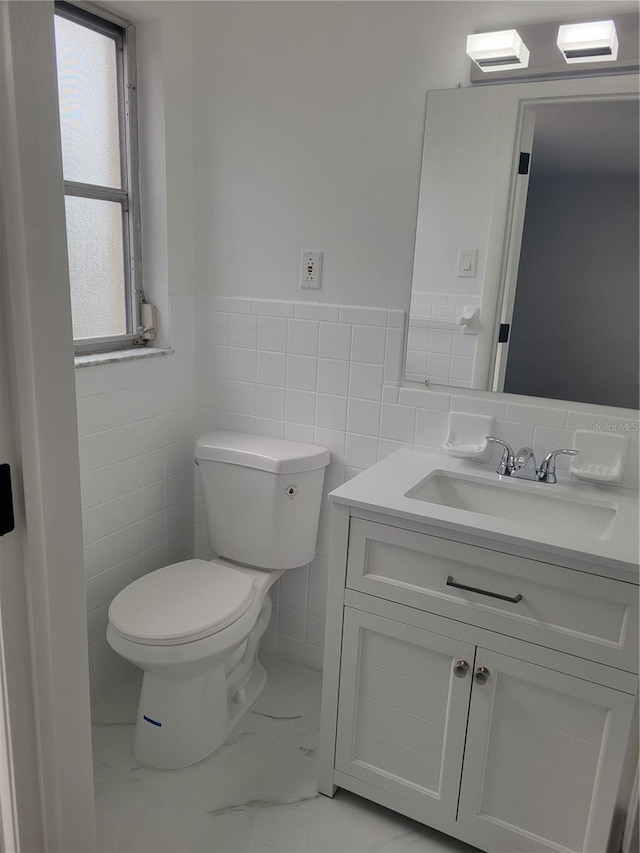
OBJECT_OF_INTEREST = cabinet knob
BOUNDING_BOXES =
[453,659,470,678]
[474,666,490,685]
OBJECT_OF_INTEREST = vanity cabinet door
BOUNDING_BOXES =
[335,608,474,822]
[457,649,636,853]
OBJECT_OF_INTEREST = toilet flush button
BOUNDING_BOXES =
[285,484,298,498]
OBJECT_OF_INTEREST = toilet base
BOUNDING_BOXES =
[133,656,268,770]
[131,593,274,770]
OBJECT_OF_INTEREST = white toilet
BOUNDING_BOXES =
[107,431,330,769]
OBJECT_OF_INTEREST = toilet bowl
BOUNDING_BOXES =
[107,559,281,769]
[107,432,329,769]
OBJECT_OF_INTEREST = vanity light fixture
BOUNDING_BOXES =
[557,20,619,63]
[466,29,530,72]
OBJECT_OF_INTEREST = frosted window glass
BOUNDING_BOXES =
[54,16,121,188]
[64,197,127,339]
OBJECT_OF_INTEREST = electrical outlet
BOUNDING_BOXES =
[300,250,323,290]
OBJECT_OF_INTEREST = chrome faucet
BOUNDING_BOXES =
[486,437,578,484]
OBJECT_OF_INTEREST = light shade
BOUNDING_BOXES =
[466,29,530,72]
[557,20,619,63]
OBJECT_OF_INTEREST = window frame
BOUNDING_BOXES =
[55,0,144,355]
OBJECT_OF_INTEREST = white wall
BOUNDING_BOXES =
[76,2,197,701]
[192,0,638,309]
[190,0,639,668]
[411,85,502,300]
[77,0,639,687]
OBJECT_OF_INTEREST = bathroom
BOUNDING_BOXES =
[0,0,638,851]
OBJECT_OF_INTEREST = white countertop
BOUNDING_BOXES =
[329,449,640,580]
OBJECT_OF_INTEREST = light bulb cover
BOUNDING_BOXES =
[557,20,619,63]
[466,29,530,72]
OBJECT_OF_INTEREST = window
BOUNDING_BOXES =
[54,1,144,354]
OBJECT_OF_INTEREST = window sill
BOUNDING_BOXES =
[74,346,173,369]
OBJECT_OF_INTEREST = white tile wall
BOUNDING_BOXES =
[76,289,640,695]
[195,295,639,672]
[77,295,197,701]
[406,292,480,386]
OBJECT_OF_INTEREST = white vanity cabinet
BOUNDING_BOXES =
[319,502,639,853]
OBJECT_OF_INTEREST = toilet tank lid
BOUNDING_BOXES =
[196,431,330,474]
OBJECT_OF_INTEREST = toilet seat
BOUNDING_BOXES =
[108,559,256,646]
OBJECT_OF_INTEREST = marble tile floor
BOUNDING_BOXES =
[91,653,477,853]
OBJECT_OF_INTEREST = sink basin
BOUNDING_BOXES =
[405,471,618,540]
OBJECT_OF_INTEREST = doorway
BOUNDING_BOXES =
[493,96,639,408]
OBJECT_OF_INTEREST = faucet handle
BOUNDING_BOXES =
[486,437,515,475]
[538,448,579,484]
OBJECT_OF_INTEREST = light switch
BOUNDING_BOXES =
[457,248,478,278]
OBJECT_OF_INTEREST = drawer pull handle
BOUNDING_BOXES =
[474,666,490,685]
[446,576,523,604]
[453,659,470,678]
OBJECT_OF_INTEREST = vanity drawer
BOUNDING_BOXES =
[346,519,638,672]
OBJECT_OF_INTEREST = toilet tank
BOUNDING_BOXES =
[195,431,330,570]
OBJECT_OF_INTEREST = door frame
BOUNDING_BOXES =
[0,2,96,850]
[490,89,639,393]
[0,316,43,853]
[490,106,535,392]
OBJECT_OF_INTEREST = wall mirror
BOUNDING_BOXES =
[407,75,639,409]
